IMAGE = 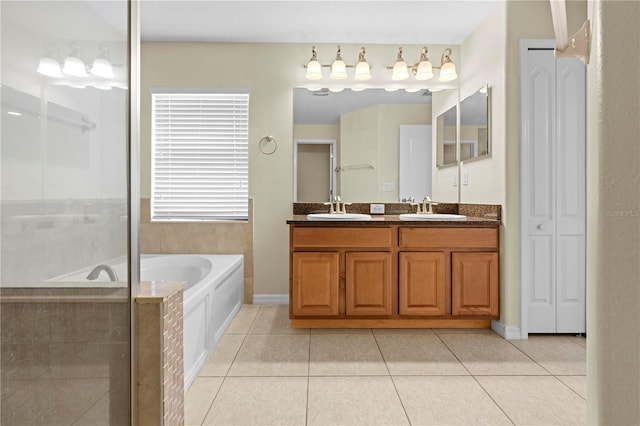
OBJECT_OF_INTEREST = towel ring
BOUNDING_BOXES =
[259,135,277,155]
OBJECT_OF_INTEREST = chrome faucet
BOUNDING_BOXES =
[86,264,119,282]
[411,196,438,214]
[323,196,351,214]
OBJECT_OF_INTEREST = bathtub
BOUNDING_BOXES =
[44,253,244,390]
[142,254,244,389]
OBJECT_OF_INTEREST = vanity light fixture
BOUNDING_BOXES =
[354,47,371,81]
[438,48,457,82]
[391,47,409,81]
[62,44,88,77]
[387,46,457,83]
[328,87,344,93]
[305,46,323,80]
[305,45,369,81]
[330,46,348,80]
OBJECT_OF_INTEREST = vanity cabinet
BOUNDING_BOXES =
[288,220,500,328]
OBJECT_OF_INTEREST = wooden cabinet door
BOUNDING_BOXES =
[292,252,339,317]
[345,252,392,316]
[452,252,499,317]
[399,252,446,316]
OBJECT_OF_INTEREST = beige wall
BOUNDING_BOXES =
[141,42,446,296]
[339,104,430,202]
[587,1,640,423]
[293,124,338,141]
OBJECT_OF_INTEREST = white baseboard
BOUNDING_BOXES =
[491,320,523,340]
[253,294,289,305]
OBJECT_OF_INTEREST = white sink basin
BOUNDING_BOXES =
[399,213,467,221]
[307,213,372,221]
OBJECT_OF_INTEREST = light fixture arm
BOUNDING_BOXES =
[440,48,453,67]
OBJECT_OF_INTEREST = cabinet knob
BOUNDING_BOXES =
[537,224,545,230]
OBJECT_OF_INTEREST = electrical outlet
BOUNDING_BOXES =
[452,173,458,187]
[370,203,385,214]
[463,170,469,186]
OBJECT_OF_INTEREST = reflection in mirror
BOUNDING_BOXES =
[460,85,490,161]
[436,104,457,167]
[293,88,433,203]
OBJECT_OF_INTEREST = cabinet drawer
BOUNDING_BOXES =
[399,227,498,249]
[293,227,392,248]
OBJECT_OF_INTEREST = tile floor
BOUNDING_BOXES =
[185,305,587,425]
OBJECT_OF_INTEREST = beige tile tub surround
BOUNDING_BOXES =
[0,289,129,425]
[140,197,254,303]
[136,281,186,426]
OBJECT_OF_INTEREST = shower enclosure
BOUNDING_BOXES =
[1,1,136,424]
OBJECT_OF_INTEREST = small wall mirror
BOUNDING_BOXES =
[460,85,490,161]
[436,104,457,167]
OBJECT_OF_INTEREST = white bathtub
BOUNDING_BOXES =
[142,254,244,390]
[44,253,244,390]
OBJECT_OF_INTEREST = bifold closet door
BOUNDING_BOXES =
[521,44,586,334]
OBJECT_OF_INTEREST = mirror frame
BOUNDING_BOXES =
[435,103,458,169]
[459,85,491,164]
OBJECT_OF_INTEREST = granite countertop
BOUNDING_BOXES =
[287,214,500,226]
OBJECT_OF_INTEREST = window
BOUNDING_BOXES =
[151,90,249,221]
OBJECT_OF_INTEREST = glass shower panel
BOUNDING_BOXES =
[1,1,131,424]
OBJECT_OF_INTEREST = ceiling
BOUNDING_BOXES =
[140,1,499,44]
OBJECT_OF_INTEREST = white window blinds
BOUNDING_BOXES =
[151,91,249,221]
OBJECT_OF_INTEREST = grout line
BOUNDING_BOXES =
[505,339,555,376]
[435,333,516,425]
[372,328,413,425]
[197,376,226,425]
[553,375,587,401]
[471,376,516,425]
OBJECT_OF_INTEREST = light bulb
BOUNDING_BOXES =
[439,61,457,82]
[330,46,347,80]
[305,46,323,80]
[391,47,409,81]
[354,47,371,81]
[63,55,87,77]
[415,60,433,80]
[37,57,63,78]
[91,58,114,78]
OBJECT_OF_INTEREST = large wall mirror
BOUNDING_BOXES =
[460,85,490,161]
[293,87,437,203]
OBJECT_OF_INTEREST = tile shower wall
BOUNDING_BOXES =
[140,198,254,303]
[1,199,127,285]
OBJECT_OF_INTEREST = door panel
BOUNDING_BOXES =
[521,43,586,334]
[399,252,446,316]
[399,125,432,201]
[346,252,392,316]
[292,252,339,316]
